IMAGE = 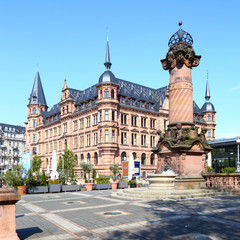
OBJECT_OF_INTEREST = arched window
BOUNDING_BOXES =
[64,139,68,149]
[207,115,211,121]
[208,130,211,137]
[150,154,155,165]
[100,90,102,99]
[87,153,91,163]
[66,105,69,113]
[94,152,98,165]
[121,152,126,163]
[104,89,109,98]
[133,152,137,160]
[81,154,84,162]
[111,89,114,99]
[63,107,65,114]
[33,107,37,114]
[141,153,146,165]
[75,155,78,165]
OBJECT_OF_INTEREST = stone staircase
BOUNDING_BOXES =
[112,188,228,201]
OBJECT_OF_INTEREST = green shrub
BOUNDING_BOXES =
[220,167,236,173]
[128,180,136,185]
[95,177,110,184]
[26,169,38,187]
[207,166,214,173]
[54,179,59,184]
[40,171,48,186]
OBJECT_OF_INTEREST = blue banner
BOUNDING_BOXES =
[21,152,31,177]
[134,161,141,177]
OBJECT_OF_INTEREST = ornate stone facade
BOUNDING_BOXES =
[25,37,216,177]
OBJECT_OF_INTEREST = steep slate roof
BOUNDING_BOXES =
[0,123,25,134]
[29,71,47,106]
[41,103,61,124]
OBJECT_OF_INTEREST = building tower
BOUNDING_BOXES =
[26,70,48,155]
[96,37,120,170]
[201,76,216,140]
[154,22,212,189]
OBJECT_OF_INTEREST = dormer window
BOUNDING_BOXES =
[95,98,98,103]
[88,101,91,107]
[121,96,125,103]
[82,103,85,109]
[141,101,145,108]
[32,95,37,102]
[150,103,154,109]
[104,89,109,98]
[131,99,135,105]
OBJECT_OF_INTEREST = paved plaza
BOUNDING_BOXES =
[16,190,240,240]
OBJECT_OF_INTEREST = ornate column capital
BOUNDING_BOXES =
[161,42,201,70]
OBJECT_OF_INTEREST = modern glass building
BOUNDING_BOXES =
[208,138,238,172]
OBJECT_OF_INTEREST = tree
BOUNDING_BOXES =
[109,164,120,181]
[32,155,42,177]
[57,149,76,177]
[80,161,93,180]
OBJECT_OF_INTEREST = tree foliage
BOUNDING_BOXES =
[109,164,120,181]
[32,155,42,176]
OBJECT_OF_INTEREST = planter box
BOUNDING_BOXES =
[62,184,80,192]
[118,181,128,189]
[48,184,61,193]
[84,183,94,191]
[130,184,136,188]
[93,183,111,190]
[28,186,48,194]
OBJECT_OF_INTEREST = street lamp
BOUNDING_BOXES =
[235,136,240,172]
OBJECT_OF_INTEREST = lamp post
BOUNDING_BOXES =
[235,136,240,172]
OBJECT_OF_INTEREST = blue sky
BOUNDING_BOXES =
[0,1,239,139]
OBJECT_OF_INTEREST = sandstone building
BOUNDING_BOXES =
[25,38,216,176]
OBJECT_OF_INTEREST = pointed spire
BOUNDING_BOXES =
[62,79,68,91]
[104,28,112,71]
[29,70,47,106]
[205,71,211,102]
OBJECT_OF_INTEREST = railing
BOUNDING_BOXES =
[203,173,240,189]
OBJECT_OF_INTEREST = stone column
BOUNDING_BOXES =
[0,188,21,240]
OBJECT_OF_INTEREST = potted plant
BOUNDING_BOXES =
[129,180,137,188]
[80,161,94,191]
[27,170,48,194]
[3,165,27,194]
[58,149,80,192]
[48,179,61,193]
[94,177,111,190]
[109,164,120,189]
[118,177,128,189]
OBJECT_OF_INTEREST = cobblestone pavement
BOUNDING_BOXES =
[16,190,240,240]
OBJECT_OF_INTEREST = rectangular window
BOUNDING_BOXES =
[49,129,53,138]
[121,132,127,145]
[131,116,137,126]
[45,130,48,139]
[46,143,48,153]
[105,110,109,121]
[33,120,36,127]
[73,121,78,131]
[100,130,102,143]
[112,111,115,121]
[80,118,84,129]
[121,96,125,103]
[150,136,155,147]
[59,140,62,151]
[105,130,109,143]
[50,142,53,153]
[54,127,57,136]
[86,133,91,146]
[131,133,137,146]
[74,136,78,148]
[100,111,102,122]
[112,130,115,143]
[38,132,41,141]
[150,119,156,129]
[93,132,98,145]
[58,126,61,136]
[33,134,36,142]
[54,141,57,151]
[208,130,211,137]
[94,114,98,125]
[141,135,147,146]
[86,116,91,127]
[38,145,41,154]
[80,135,84,148]
[141,117,147,128]
[121,113,127,124]
[64,123,67,133]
